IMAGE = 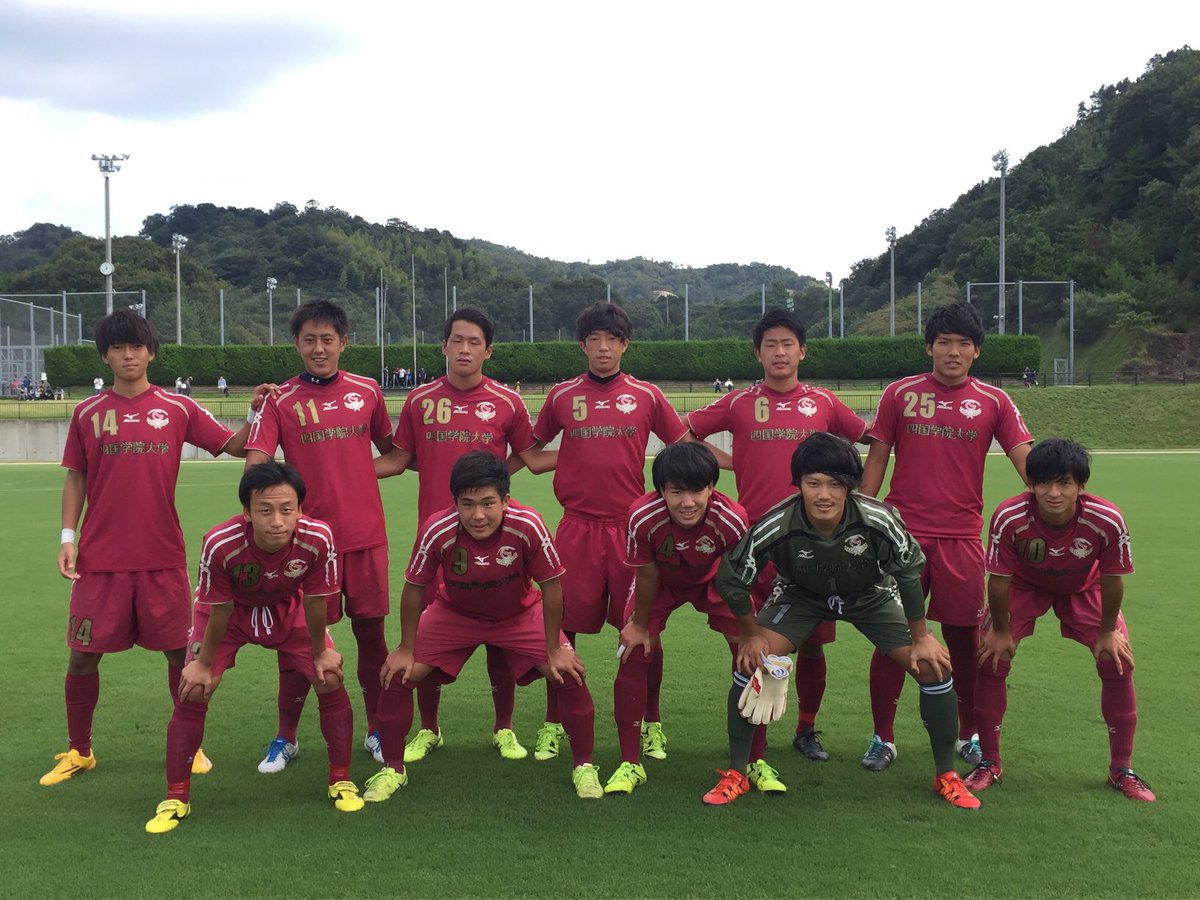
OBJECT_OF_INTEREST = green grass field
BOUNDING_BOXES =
[3,455,1198,898]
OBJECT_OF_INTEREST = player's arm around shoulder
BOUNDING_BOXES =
[221,383,280,458]
[374,445,414,479]
[57,469,86,580]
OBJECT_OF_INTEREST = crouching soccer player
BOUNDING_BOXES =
[705,433,979,809]
[368,451,602,802]
[608,442,790,795]
[146,462,363,834]
[969,438,1155,802]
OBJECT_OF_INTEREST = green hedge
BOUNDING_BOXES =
[46,335,1040,386]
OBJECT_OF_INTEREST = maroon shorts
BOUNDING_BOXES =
[983,582,1130,649]
[187,599,336,681]
[330,544,389,623]
[413,601,567,682]
[67,568,192,653]
[753,564,836,646]
[623,581,739,641]
[916,535,986,627]
[556,514,633,634]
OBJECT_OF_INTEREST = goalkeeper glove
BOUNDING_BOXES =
[737,653,793,725]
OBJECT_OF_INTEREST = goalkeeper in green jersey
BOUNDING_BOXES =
[703,433,980,809]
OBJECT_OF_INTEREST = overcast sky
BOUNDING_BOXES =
[1,0,1196,281]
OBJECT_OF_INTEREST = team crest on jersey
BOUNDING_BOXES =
[284,559,309,578]
[616,394,638,414]
[844,535,868,556]
[1069,537,1094,559]
[475,401,497,422]
[495,546,518,567]
[797,397,818,417]
[959,399,982,419]
[123,413,140,423]
[343,392,365,412]
[146,409,170,430]
[695,535,717,555]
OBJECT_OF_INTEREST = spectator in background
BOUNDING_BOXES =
[1023,367,1038,388]
[218,375,229,397]
[94,376,104,395]
[713,378,722,393]
[723,378,734,393]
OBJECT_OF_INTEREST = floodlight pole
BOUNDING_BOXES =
[92,154,130,314]
[172,233,188,344]
[886,226,897,336]
[266,277,277,345]
[839,281,845,338]
[993,149,1009,335]
[684,283,689,341]
[825,272,833,338]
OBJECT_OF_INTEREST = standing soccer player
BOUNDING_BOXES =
[145,462,364,833]
[858,301,1031,772]
[968,439,1154,802]
[45,309,261,786]
[706,433,979,809]
[528,301,688,764]
[367,452,602,802]
[246,300,394,772]
[374,307,552,763]
[688,309,868,764]
[606,443,752,795]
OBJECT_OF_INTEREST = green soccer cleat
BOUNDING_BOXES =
[573,764,604,799]
[747,759,787,795]
[40,748,96,786]
[604,761,647,795]
[403,728,444,763]
[493,728,528,760]
[641,721,668,760]
[145,799,190,834]
[363,766,408,803]
[533,722,565,761]
[328,780,365,812]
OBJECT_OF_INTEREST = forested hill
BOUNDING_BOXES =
[1,47,1197,346]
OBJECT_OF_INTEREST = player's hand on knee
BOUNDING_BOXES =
[735,631,770,676]
[909,633,952,681]
[380,646,413,690]
[617,620,652,665]
[548,645,586,685]
[179,661,214,703]
[978,629,1016,673]
[1093,630,1134,675]
[314,648,344,688]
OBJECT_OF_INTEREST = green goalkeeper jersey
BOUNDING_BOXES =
[716,492,927,621]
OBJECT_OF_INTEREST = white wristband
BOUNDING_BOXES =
[61,528,76,545]
[246,407,259,424]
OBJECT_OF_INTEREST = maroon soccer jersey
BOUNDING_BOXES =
[405,500,564,621]
[868,373,1032,538]
[394,375,535,523]
[624,490,749,591]
[61,387,234,573]
[195,514,339,608]
[688,383,867,521]
[246,371,391,552]
[533,373,687,521]
[986,492,1133,594]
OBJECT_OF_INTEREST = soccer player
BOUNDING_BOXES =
[688,308,868,763]
[859,301,1031,772]
[45,309,263,787]
[968,439,1155,802]
[145,462,363,833]
[366,451,602,802]
[606,442,753,795]
[528,301,689,764]
[706,433,979,809]
[246,300,393,772]
[374,307,552,763]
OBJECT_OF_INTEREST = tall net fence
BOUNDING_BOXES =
[0,294,95,395]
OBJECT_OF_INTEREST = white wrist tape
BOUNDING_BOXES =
[61,528,76,544]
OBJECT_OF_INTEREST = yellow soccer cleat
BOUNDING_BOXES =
[572,764,604,800]
[403,729,444,763]
[363,766,408,803]
[493,728,528,760]
[328,780,365,812]
[145,799,190,834]
[191,747,213,775]
[40,749,96,786]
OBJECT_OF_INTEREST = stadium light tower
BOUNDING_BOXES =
[92,153,130,314]
[172,233,188,344]
[266,277,278,345]
[825,271,833,338]
[885,226,897,337]
[992,149,1009,334]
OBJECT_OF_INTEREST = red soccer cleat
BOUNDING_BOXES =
[933,770,981,809]
[702,768,750,806]
[964,760,1004,793]
[1109,768,1156,803]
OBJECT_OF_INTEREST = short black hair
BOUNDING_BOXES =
[239,461,307,508]
[1025,438,1090,486]
[95,309,159,356]
[790,432,863,490]
[651,442,720,493]
[924,301,984,347]
[576,301,632,343]
[444,307,495,347]
[752,309,807,350]
[290,299,349,339]
[449,450,510,501]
